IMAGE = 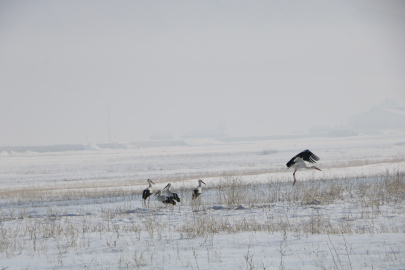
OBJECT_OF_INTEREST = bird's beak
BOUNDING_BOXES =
[151,180,155,185]
[163,184,169,189]
[202,181,206,185]
[316,167,322,171]
[154,192,158,196]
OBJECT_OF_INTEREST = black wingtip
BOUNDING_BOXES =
[287,149,320,166]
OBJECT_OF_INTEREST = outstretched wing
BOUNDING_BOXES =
[286,149,320,167]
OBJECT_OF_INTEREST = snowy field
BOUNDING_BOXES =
[1,130,405,269]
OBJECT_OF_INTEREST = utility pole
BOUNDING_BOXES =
[108,104,111,142]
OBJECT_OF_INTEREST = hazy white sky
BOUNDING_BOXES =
[1,0,404,145]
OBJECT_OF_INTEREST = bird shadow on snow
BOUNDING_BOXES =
[123,207,173,215]
[124,208,154,214]
[211,205,248,210]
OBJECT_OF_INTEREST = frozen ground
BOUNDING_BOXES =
[0,130,405,269]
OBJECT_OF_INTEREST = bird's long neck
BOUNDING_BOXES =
[148,182,153,188]
[198,182,203,188]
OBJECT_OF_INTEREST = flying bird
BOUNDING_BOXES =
[192,179,206,200]
[163,183,181,202]
[142,179,155,207]
[286,150,321,186]
[155,190,176,205]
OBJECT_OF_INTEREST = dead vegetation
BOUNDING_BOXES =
[0,171,404,269]
[177,171,405,237]
[1,154,403,203]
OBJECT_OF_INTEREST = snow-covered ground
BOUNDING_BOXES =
[0,130,405,269]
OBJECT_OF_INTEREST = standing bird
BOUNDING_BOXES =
[163,183,181,202]
[142,179,155,207]
[286,150,321,186]
[154,190,176,205]
[192,179,206,200]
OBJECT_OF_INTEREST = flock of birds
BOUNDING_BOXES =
[142,179,206,207]
[142,149,321,206]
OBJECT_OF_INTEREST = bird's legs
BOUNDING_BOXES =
[148,197,150,208]
[293,170,297,186]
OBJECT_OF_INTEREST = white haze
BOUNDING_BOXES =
[0,0,404,145]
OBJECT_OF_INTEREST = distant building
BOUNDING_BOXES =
[129,140,186,147]
[290,130,306,134]
[308,125,331,134]
[348,100,405,130]
[309,125,355,137]
[149,131,173,140]
[180,130,225,139]
[329,126,356,137]
[180,122,227,139]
